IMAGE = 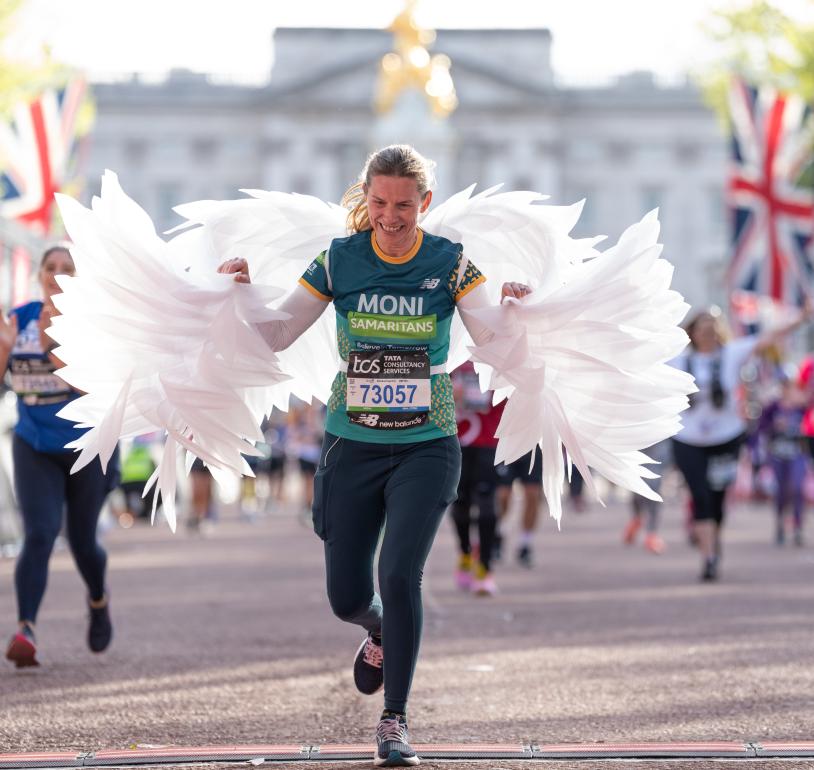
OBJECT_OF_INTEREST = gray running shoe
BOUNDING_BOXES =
[88,595,113,653]
[374,714,419,766]
[353,633,383,694]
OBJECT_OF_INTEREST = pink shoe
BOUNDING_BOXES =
[622,517,642,545]
[455,569,473,591]
[644,533,665,554]
[472,573,497,597]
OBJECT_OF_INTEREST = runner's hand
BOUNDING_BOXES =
[501,282,532,301]
[0,308,18,353]
[217,258,251,284]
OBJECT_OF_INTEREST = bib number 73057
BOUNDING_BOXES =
[358,382,418,406]
[346,348,431,430]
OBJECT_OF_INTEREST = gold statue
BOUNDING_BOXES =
[375,0,458,118]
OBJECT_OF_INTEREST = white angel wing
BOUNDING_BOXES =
[51,171,293,531]
[52,173,692,533]
[421,184,603,377]
[462,209,696,525]
[167,190,348,407]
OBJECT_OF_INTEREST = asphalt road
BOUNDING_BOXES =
[1,474,813,766]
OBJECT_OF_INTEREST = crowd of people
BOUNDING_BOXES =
[1,143,813,767]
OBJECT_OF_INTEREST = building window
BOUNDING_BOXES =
[675,143,700,165]
[567,186,595,235]
[157,182,182,232]
[192,138,218,162]
[641,186,664,215]
[124,139,147,165]
[605,141,632,163]
[290,175,312,195]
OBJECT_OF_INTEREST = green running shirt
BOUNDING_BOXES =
[299,228,485,443]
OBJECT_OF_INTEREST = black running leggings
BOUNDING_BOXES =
[312,432,461,713]
[451,445,498,570]
[13,434,119,623]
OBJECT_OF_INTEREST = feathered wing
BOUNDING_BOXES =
[421,185,604,378]
[168,189,348,407]
[52,174,692,531]
[459,208,696,525]
[51,171,296,531]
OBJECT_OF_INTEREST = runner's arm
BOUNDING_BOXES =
[255,284,330,352]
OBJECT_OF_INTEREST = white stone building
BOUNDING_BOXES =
[83,26,729,310]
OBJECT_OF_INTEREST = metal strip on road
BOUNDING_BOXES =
[84,746,309,766]
[413,743,533,759]
[753,742,814,757]
[0,754,84,769]
[531,741,755,758]
[310,742,532,760]
[306,744,373,761]
[5,741,814,767]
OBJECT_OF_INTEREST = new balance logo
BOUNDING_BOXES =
[419,278,440,290]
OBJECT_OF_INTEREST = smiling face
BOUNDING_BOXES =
[364,174,432,258]
[38,247,75,302]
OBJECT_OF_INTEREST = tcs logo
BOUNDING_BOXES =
[351,357,381,374]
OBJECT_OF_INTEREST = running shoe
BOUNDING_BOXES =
[353,633,383,694]
[455,553,473,591]
[794,529,804,547]
[472,562,497,596]
[88,597,113,653]
[374,713,419,767]
[516,544,533,568]
[472,573,497,597]
[700,557,718,582]
[622,517,642,544]
[6,623,39,668]
[643,533,665,554]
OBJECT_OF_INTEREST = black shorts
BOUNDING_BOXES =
[299,458,318,475]
[267,455,285,476]
[495,450,542,486]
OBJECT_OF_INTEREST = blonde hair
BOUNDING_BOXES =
[341,144,436,233]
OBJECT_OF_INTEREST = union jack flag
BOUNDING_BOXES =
[726,78,814,309]
[0,79,88,233]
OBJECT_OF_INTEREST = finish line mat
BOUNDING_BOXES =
[3,741,814,767]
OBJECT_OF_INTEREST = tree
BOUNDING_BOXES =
[699,1,814,121]
[0,0,94,233]
[0,0,75,118]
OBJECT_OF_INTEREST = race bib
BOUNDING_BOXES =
[707,455,738,491]
[770,437,800,460]
[9,357,72,406]
[346,348,431,430]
